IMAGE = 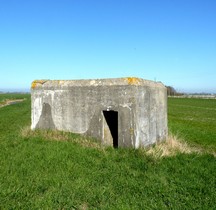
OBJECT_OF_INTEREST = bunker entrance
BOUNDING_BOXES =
[103,110,118,148]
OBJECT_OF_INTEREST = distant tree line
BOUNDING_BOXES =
[166,86,183,96]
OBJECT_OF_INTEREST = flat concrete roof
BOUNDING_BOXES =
[31,77,165,89]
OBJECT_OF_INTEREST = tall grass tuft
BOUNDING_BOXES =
[146,133,204,158]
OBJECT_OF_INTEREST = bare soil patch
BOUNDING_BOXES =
[0,99,26,108]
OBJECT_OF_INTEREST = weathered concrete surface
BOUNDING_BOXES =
[31,77,167,148]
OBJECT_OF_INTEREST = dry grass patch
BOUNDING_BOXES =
[21,126,71,141]
[146,133,203,158]
[21,126,103,150]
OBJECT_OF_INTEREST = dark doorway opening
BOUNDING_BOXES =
[103,110,118,148]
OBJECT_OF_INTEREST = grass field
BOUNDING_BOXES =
[168,97,216,152]
[0,94,215,209]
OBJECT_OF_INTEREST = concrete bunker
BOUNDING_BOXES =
[31,77,167,148]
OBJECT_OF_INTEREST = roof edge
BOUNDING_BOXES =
[31,77,165,89]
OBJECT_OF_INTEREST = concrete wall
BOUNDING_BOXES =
[31,78,167,148]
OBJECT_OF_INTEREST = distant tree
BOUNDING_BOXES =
[166,86,177,96]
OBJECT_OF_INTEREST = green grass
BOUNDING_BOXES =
[168,97,216,152]
[0,94,215,209]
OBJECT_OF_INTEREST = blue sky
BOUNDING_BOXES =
[0,0,215,93]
